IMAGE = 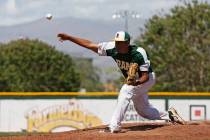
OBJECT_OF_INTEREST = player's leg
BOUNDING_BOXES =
[132,90,161,119]
[132,72,161,119]
[132,73,185,123]
[132,90,185,124]
[109,84,134,132]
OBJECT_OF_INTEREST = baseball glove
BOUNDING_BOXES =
[126,63,139,85]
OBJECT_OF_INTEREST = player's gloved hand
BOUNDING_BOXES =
[126,63,139,86]
[57,33,70,42]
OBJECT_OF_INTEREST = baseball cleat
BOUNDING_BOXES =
[102,127,121,133]
[168,107,186,125]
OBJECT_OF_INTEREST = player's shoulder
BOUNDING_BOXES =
[136,47,147,55]
[130,45,147,59]
[98,41,115,50]
[130,45,145,54]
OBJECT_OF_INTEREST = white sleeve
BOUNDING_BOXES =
[137,47,151,71]
[98,42,115,56]
[139,62,150,71]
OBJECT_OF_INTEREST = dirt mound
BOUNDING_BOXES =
[1,121,210,140]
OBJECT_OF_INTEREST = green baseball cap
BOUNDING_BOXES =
[114,31,130,41]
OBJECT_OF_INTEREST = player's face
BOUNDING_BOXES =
[115,41,129,54]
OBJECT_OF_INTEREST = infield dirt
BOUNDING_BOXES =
[0,121,210,140]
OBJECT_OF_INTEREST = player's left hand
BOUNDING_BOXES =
[126,63,139,86]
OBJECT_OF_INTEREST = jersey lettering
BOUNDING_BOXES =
[116,59,136,71]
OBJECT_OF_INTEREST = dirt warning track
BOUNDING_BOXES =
[0,121,210,140]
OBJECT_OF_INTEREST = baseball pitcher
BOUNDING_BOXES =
[57,31,185,133]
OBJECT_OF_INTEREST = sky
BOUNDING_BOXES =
[0,0,209,26]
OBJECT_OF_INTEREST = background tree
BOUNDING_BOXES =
[0,39,80,92]
[74,58,104,91]
[135,0,210,91]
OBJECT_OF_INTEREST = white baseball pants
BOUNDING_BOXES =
[109,72,161,131]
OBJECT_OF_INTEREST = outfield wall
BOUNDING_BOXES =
[0,92,209,132]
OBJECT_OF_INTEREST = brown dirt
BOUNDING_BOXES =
[0,121,210,140]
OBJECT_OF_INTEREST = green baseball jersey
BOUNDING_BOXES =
[98,42,153,78]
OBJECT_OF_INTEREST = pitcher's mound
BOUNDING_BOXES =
[1,121,210,140]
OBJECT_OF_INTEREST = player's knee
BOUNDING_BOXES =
[119,92,133,101]
[119,85,135,100]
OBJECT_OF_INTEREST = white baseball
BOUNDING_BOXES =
[46,13,53,20]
